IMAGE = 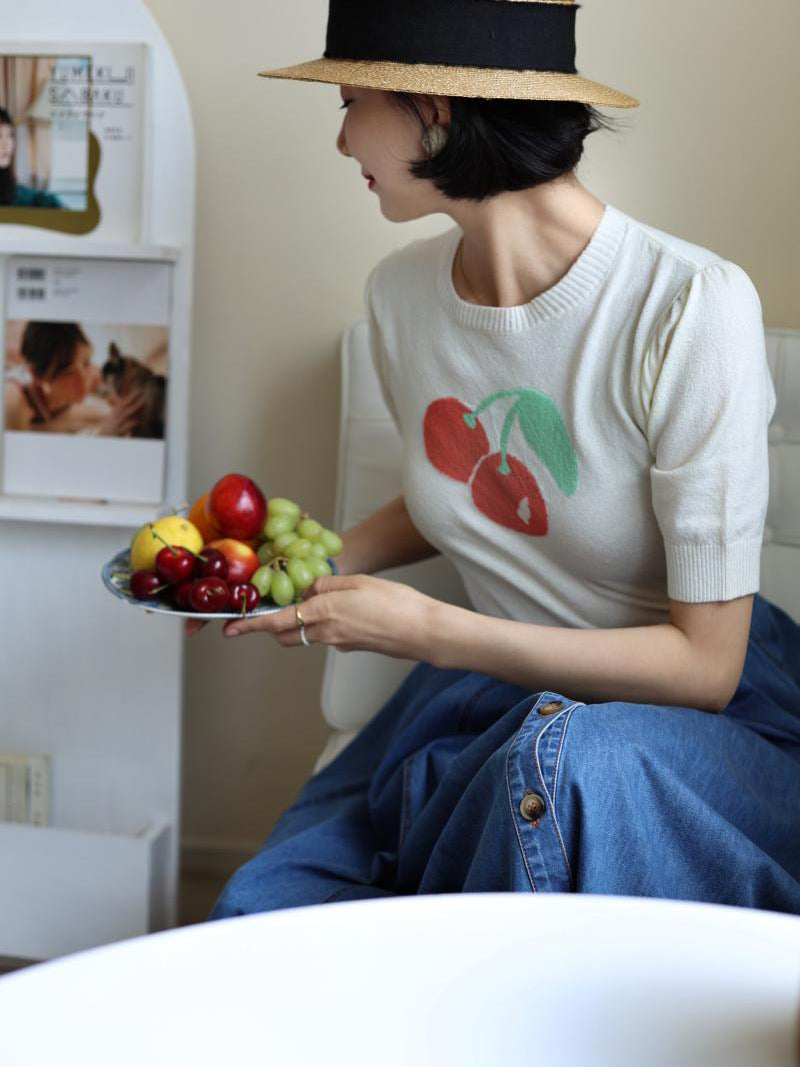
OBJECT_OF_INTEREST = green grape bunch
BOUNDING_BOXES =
[251,498,343,607]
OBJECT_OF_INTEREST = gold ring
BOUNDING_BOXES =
[295,605,305,627]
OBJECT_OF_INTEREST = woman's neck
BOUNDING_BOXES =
[447,175,606,309]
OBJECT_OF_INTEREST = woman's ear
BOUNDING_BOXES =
[432,95,452,130]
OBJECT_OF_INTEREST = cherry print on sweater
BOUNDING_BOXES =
[423,387,578,536]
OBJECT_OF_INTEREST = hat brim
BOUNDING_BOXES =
[258,57,639,109]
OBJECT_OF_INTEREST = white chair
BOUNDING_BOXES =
[315,324,800,771]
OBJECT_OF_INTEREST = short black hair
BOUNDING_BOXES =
[21,322,90,380]
[392,95,625,202]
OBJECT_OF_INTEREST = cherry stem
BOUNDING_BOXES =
[497,400,521,476]
[150,526,179,556]
[470,388,524,420]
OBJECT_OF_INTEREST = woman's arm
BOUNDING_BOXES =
[429,594,754,713]
[336,494,440,576]
[222,573,750,714]
[221,557,751,712]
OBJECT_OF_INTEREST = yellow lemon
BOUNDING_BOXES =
[130,515,203,571]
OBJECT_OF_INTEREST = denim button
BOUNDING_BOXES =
[519,792,546,821]
[539,700,564,716]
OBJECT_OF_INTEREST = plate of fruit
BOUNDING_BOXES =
[102,472,342,619]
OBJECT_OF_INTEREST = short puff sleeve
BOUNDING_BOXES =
[641,261,777,602]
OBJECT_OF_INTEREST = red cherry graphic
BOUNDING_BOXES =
[423,397,490,483]
[470,452,548,535]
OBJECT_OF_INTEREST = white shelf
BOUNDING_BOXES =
[0,238,180,262]
[0,0,195,960]
[0,493,168,528]
[0,819,171,960]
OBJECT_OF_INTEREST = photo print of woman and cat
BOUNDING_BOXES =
[3,319,168,439]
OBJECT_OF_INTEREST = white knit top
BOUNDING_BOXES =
[364,203,776,630]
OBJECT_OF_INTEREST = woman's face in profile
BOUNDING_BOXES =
[335,84,448,223]
[0,123,14,169]
[46,342,99,407]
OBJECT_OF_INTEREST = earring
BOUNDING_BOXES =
[422,123,448,156]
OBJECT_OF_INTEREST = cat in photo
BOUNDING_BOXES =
[101,341,166,439]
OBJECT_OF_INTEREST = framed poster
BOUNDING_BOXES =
[0,42,147,240]
[2,254,172,503]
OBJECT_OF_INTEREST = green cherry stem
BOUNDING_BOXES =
[150,524,207,561]
[497,400,522,476]
[149,525,179,556]
[466,388,525,425]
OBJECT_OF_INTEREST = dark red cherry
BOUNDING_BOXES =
[189,578,230,613]
[130,569,166,599]
[195,548,229,580]
[155,546,197,584]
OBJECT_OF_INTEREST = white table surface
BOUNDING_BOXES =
[0,893,798,1066]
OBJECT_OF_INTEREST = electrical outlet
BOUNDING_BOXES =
[0,752,49,826]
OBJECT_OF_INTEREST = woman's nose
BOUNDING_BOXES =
[336,122,350,158]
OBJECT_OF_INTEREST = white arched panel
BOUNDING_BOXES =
[0,0,195,961]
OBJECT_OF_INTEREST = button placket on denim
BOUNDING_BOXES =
[506,693,581,893]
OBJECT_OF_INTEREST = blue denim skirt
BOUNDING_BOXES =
[211,593,800,918]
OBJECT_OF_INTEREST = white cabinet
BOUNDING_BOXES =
[0,0,195,959]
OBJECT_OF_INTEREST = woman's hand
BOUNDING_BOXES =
[214,573,440,660]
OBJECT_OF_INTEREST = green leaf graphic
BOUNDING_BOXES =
[516,390,578,496]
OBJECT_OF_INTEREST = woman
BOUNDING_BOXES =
[200,0,800,914]
[0,106,63,208]
[5,321,144,435]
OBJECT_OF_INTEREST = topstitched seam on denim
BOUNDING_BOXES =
[505,715,538,892]
[533,710,575,888]
[550,703,584,823]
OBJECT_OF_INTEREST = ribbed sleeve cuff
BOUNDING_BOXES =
[664,539,762,602]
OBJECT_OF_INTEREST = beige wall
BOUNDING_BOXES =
[144,0,800,868]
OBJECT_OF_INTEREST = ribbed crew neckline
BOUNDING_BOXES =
[436,202,628,332]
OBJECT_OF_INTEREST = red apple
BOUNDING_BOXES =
[204,538,259,584]
[206,474,267,541]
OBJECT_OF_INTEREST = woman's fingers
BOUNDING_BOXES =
[222,603,302,639]
[187,577,371,644]
[185,618,207,636]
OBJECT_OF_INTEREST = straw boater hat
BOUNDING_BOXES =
[259,0,638,109]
